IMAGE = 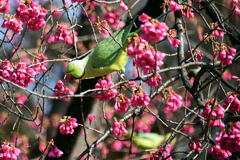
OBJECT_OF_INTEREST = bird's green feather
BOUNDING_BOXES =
[89,16,137,69]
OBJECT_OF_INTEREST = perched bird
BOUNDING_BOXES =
[65,17,137,80]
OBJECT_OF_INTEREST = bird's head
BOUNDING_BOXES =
[65,60,85,81]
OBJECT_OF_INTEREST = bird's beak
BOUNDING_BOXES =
[64,73,75,81]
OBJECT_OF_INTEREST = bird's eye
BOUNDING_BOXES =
[72,68,75,71]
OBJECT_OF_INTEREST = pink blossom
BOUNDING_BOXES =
[0,0,10,13]
[88,114,95,125]
[114,94,131,114]
[223,94,240,113]
[181,125,195,134]
[120,0,128,11]
[16,93,27,107]
[153,144,173,160]
[27,6,48,31]
[112,118,127,137]
[32,52,48,75]
[201,100,225,128]
[140,16,169,42]
[59,116,78,135]
[66,31,78,45]
[111,140,123,151]
[235,5,240,14]
[167,36,181,49]
[169,1,181,12]
[188,135,202,152]
[209,144,232,160]
[52,5,61,19]
[0,141,21,160]
[138,13,149,23]
[53,80,74,101]
[92,77,117,101]
[131,86,150,107]
[48,146,63,158]
[54,23,70,42]
[222,69,232,81]
[146,73,162,87]
[233,0,238,5]
[15,0,40,23]
[2,16,23,34]
[71,0,90,3]
[103,7,121,28]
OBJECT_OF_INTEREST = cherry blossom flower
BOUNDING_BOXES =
[0,141,21,160]
[2,16,23,34]
[120,0,128,11]
[92,77,117,101]
[59,116,78,135]
[223,93,240,113]
[54,23,70,42]
[209,144,232,160]
[0,0,10,13]
[188,135,202,152]
[114,94,131,114]
[131,86,150,107]
[88,114,95,125]
[112,118,127,137]
[53,80,74,101]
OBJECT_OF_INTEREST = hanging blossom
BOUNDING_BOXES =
[66,31,78,45]
[131,86,151,107]
[0,141,21,160]
[48,140,63,158]
[222,69,232,81]
[92,77,117,101]
[146,73,162,87]
[201,99,225,128]
[223,93,240,113]
[233,0,240,15]
[162,86,183,119]
[53,80,74,101]
[188,135,202,152]
[103,7,122,28]
[54,23,70,42]
[88,114,95,125]
[167,29,181,49]
[127,34,166,74]
[119,0,128,11]
[32,52,48,75]
[210,22,224,38]
[213,43,236,65]
[213,121,240,154]
[139,13,169,42]
[15,0,40,23]
[59,116,78,135]
[114,93,131,114]
[209,144,232,160]
[112,117,127,137]
[181,1,194,19]
[0,59,38,87]
[169,0,181,12]
[188,49,203,62]
[0,0,10,13]
[152,144,173,160]
[2,16,23,34]
[27,5,48,31]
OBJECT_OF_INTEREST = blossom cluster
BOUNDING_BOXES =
[32,52,48,75]
[92,77,117,101]
[114,94,131,114]
[54,23,70,42]
[48,145,63,158]
[112,118,127,137]
[131,86,151,107]
[233,0,240,15]
[162,87,183,119]
[59,116,78,135]
[146,73,162,87]
[223,93,240,112]
[139,13,169,42]
[0,60,35,87]
[169,0,181,12]
[201,100,225,128]
[181,2,194,19]
[152,144,173,160]
[214,45,236,65]
[188,49,203,62]
[53,80,74,101]
[2,16,23,34]
[15,0,47,31]
[127,34,166,74]
[103,7,121,28]
[0,141,21,160]
[188,135,202,152]
[208,121,240,159]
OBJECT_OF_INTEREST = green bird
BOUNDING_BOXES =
[65,17,137,80]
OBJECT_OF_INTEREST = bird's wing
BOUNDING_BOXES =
[89,17,137,69]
